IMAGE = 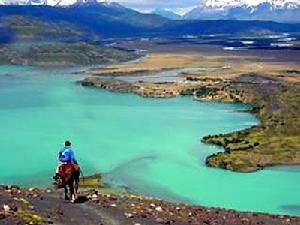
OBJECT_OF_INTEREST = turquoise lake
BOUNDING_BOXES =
[0,65,300,216]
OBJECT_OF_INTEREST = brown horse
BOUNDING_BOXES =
[58,163,80,203]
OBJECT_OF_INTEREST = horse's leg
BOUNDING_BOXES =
[64,186,69,200]
[63,175,72,201]
[74,177,79,201]
[70,181,75,203]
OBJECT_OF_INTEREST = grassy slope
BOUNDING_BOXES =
[21,42,137,66]
[4,15,82,40]
[202,74,300,172]
[0,15,138,66]
[0,42,137,66]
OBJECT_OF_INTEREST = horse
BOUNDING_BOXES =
[58,163,80,203]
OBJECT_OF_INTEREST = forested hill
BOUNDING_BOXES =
[0,4,300,39]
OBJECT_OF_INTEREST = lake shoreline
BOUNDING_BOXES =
[79,72,300,173]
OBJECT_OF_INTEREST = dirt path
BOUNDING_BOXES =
[1,185,300,225]
[28,191,167,225]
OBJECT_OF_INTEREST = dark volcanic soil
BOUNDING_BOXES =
[1,185,300,225]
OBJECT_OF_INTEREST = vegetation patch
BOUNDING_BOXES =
[4,15,83,40]
[0,41,138,66]
[202,74,300,172]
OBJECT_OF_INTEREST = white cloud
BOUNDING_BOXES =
[132,7,153,13]
[169,6,197,15]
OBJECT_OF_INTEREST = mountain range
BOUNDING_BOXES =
[184,0,300,22]
[0,1,299,40]
[0,0,299,23]
[152,8,182,20]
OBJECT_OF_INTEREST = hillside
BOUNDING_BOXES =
[0,4,168,38]
[0,41,138,66]
[0,4,299,39]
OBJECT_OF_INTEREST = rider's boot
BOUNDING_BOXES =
[53,173,59,180]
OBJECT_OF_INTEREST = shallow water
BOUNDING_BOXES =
[0,65,300,216]
[117,67,217,83]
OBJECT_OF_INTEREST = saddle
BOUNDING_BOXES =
[59,163,80,178]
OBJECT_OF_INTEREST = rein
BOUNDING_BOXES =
[80,168,84,185]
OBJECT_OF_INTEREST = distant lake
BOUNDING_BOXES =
[0,65,300,216]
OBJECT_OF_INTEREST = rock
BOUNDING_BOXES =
[7,185,20,190]
[0,212,5,220]
[91,194,99,201]
[20,198,30,205]
[10,204,18,212]
[3,205,10,213]
[241,217,249,222]
[53,205,64,215]
[43,218,54,224]
[124,212,134,218]
[156,218,172,224]
[155,206,163,212]
[33,194,39,198]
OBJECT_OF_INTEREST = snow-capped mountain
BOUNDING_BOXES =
[204,0,300,8]
[152,8,182,20]
[0,0,117,6]
[184,0,300,22]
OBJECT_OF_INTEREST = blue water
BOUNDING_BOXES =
[0,65,299,217]
[117,67,217,83]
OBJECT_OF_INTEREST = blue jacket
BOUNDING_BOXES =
[59,146,78,164]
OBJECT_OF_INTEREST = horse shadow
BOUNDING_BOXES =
[74,195,89,204]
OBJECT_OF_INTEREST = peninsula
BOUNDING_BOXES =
[79,51,300,173]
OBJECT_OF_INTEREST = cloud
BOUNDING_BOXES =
[117,0,202,9]
[116,0,202,15]
[169,7,197,16]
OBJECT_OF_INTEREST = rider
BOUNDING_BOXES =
[53,141,78,180]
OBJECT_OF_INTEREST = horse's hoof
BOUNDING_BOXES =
[71,197,77,203]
